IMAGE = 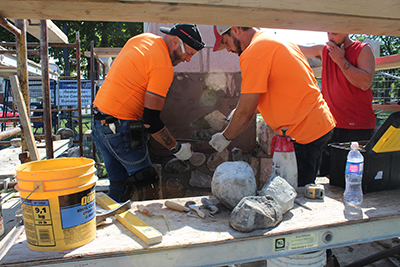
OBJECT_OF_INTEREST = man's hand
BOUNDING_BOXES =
[327,41,345,65]
[209,132,232,152]
[172,143,193,160]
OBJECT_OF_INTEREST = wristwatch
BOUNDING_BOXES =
[170,142,182,154]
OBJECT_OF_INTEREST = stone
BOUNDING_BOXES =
[259,176,297,214]
[230,195,283,232]
[56,127,74,139]
[211,161,257,210]
[165,158,190,174]
[152,164,162,180]
[196,129,212,141]
[10,138,21,147]
[259,157,273,189]
[257,120,277,156]
[190,110,228,131]
[231,147,244,161]
[152,164,163,198]
[248,157,260,188]
[165,177,185,198]
[189,170,212,188]
[67,146,80,157]
[189,152,206,167]
[207,148,229,172]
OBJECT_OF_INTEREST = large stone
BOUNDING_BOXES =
[231,147,244,161]
[259,176,297,214]
[56,127,74,139]
[247,157,260,187]
[230,195,283,232]
[189,170,212,188]
[165,177,185,198]
[211,161,257,210]
[165,158,190,174]
[189,152,206,167]
[259,158,273,189]
[207,148,229,172]
[190,110,228,131]
[257,120,277,156]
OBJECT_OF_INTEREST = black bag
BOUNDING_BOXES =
[129,121,148,149]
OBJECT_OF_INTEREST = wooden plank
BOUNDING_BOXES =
[375,54,400,70]
[122,0,400,19]
[0,0,400,37]
[9,75,39,161]
[372,103,400,111]
[83,47,122,58]
[1,186,399,266]
[0,47,59,80]
[311,54,400,78]
[96,192,163,245]
[24,19,68,44]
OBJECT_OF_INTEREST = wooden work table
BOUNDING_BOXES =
[1,186,399,267]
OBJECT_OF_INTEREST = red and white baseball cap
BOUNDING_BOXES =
[213,25,232,52]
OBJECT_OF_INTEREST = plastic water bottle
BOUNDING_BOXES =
[343,142,364,204]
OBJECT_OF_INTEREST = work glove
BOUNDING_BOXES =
[209,132,232,152]
[171,142,193,160]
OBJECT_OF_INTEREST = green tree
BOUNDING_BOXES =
[1,20,143,78]
[51,21,143,78]
[351,34,400,56]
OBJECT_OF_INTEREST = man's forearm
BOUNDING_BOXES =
[338,59,374,91]
[223,112,254,140]
[151,126,176,150]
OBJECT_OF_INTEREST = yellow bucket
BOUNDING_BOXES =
[15,158,97,252]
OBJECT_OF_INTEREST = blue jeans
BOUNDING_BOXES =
[91,118,152,202]
[294,130,333,187]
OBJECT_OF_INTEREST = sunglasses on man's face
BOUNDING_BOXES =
[179,38,186,54]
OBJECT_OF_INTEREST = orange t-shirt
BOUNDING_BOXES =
[93,33,174,120]
[240,31,336,144]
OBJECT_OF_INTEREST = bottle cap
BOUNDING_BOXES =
[351,141,359,150]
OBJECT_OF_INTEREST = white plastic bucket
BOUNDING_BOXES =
[267,250,326,267]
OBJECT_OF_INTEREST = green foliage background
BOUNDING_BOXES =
[1,20,143,78]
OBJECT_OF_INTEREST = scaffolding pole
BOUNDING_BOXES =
[14,19,32,163]
[40,20,54,159]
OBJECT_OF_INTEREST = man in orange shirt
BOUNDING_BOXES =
[210,26,336,187]
[92,24,205,202]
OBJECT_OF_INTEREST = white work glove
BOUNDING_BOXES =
[209,132,232,152]
[172,142,193,160]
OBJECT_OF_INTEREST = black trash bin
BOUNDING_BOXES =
[329,111,400,193]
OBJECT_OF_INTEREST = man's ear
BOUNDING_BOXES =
[172,36,180,49]
[230,26,240,35]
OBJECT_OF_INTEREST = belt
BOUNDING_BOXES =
[93,106,117,123]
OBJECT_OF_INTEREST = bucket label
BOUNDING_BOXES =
[22,199,56,246]
[59,186,96,229]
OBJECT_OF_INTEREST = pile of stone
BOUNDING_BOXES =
[212,161,296,232]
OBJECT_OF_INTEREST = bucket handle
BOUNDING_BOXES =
[16,185,40,222]
[20,185,40,205]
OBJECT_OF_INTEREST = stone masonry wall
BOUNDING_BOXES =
[143,23,278,198]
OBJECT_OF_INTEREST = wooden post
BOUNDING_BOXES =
[9,75,39,161]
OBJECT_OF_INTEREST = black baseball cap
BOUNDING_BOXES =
[160,24,205,51]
